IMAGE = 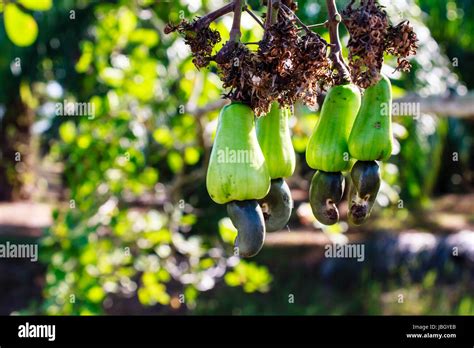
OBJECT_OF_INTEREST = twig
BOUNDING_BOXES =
[230,0,244,42]
[194,2,235,30]
[325,0,351,84]
[265,0,273,29]
[279,3,312,35]
[298,21,329,31]
[243,5,265,28]
[243,42,260,45]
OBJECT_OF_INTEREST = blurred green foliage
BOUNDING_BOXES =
[0,0,472,315]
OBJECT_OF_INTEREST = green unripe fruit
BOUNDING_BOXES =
[206,103,271,204]
[256,102,296,179]
[348,74,393,161]
[306,84,361,172]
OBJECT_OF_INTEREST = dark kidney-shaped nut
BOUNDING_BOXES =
[258,178,293,232]
[227,200,266,258]
[309,171,345,225]
[348,160,381,225]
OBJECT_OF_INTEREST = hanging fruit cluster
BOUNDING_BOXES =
[166,0,417,257]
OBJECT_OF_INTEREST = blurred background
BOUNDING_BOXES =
[0,0,473,315]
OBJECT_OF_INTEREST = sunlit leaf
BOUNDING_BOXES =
[86,286,106,303]
[184,147,200,165]
[99,67,124,87]
[76,41,94,73]
[18,0,52,11]
[140,167,159,186]
[59,121,76,144]
[129,29,159,47]
[4,4,38,47]
[181,214,197,226]
[218,218,237,244]
[77,134,92,149]
[118,7,137,35]
[153,127,173,148]
[167,151,184,173]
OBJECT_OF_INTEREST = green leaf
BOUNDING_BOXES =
[86,286,105,303]
[181,214,197,226]
[59,121,76,144]
[118,7,137,35]
[75,41,94,73]
[167,151,184,173]
[77,134,92,149]
[129,29,159,47]
[218,218,237,244]
[184,147,200,165]
[4,4,38,47]
[18,0,52,11]
[153,127,173,148]
[224,272,241,287]
[139,167,159,186]
[99,67,124,87]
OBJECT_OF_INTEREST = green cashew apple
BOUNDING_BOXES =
[256,102,295,231]
[309,171,345,225]
[206,103,271,204]
[258,178,293,232]
[348,74,393,161]
[227,200,265,257]
[306,84,361,172]
[348,160,381,225]
[256,102,296,179]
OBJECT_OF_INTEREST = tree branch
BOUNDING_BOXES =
[395,92,474,119]
[298,21,329,32]
[229,0,244,42]
[243,5,265,28]
[265,0,273,29]
[279,3,312,35]
[326,0,351,84]
[194,2,235,30]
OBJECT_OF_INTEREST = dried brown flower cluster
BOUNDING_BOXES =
[217,11,330,115]
[164,20,221,69]
[343,0,418,88]
[342,0,389,88]
[385,21,418,72]
[293,33,331,106]
[280,0,298,12]
[217,41,268,113]
[166,0,417,113]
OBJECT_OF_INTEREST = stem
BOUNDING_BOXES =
[265,0,273,29]
[280,3,312,35]
[229,0,244,42]
[326,0,351,84]
[195,2,234,30]
[271,0,280,23]
[298,21,328,31]
[243,5,265,28]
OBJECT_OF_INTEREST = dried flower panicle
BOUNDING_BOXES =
[215,8,331,115]
[259,12,299,77]
[281,0,298,12]
[385,21,418,72]
[293,32,331,106]
[164,20,221,69]
[343,0,418,88]
[250,10,330,113]
[343,0,389,88]
[216,41,269,115]
[167,0,416,114]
